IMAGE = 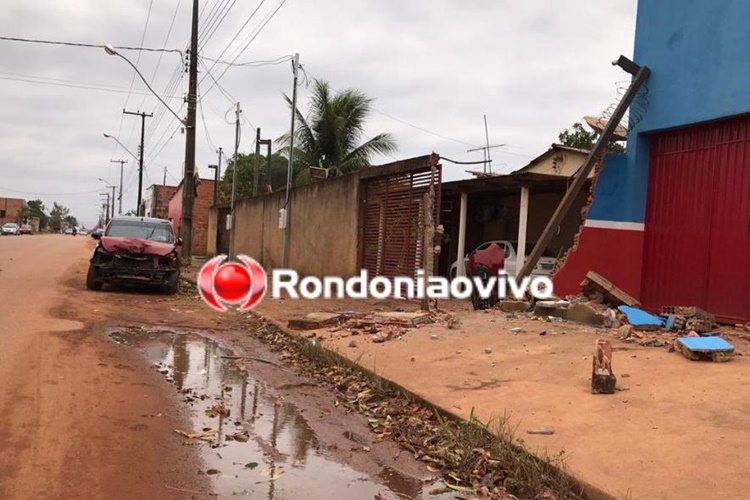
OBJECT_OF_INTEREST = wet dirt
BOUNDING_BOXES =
[109,326,458,500]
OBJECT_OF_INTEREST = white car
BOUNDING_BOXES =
[2,222,20,235]
[450,240,558,278]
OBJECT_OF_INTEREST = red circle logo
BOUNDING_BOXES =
[197,255,267,311]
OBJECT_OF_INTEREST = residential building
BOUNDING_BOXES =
[167,177,216,257]
[0,197,27,225]
[145,184,178,219]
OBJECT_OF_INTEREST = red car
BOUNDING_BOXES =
[87,216,182,294]
[19,224,32,235]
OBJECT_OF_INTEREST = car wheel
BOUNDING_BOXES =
[86,265,103,291]
[163,271,180,295]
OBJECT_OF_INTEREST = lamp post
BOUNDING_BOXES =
[104,23,197,262]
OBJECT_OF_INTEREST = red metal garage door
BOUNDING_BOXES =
[642,116,750,323]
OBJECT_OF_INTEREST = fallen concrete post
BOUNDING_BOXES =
[591,339,617,394]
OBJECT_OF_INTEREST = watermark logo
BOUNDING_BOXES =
[198,254,267,312]
[198,254,554,311]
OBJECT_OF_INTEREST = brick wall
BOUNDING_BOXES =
[149,185,178,219]
[0,198,26,224]
[167,179,215,257]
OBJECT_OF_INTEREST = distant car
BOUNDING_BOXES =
[19,224,32,235]
[450,240,558,279]
[64,227,73,235]
[2,223,20,235]
[87,216,182,294]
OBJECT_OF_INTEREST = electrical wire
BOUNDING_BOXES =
[199,58,236,105]
[200,0,239,50]
[202,54,292,66]
[197,0,269,89]
[0,73,184,97]
[0,36,182,54]
[0,186,104,196]
[204,0,289,98]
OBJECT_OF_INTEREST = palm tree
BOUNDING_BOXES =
[276,79,397,183]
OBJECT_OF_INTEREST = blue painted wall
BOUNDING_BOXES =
[586,153,647,224]
[631,0,750,134]
[592,0,750,226]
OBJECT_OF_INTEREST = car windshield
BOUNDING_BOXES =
[105,220,173,243]
[4,223,18,228]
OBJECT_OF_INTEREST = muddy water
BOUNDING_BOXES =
[109,328,458,499]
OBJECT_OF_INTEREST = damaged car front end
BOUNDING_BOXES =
[87,216,182,294]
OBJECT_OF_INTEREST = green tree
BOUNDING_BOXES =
[49,202,71,232]
[220,152,296,202]
[19,199,49,229]
[558,122,626,153]
[276,79,397,185]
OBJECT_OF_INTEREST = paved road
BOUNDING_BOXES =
[0,235,205,499]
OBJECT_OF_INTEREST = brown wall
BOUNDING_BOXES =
[168,179,215,257]
[206,209,218,257]
[231,175,361,277]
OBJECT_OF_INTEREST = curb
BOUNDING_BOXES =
[179,275,614,500]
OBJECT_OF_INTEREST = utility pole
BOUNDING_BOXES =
[253,128,261,196]
[180,0,199,263]
[281,53,300,269]
[207,147,222,206]
[110,185,116,220]
[110,159,127,214]
[123,109,153,215]
[163,166,167,186]
[260,139,272,193]
[229,102,241,259]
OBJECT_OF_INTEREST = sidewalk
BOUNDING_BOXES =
[184,271,750,499]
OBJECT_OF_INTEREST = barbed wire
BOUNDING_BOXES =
[597,80,650,132]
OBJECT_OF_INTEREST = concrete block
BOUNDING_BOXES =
[371,311,433,327]
[287,312,342,330]
[497,300,531,313]
[592,339,617,394]
[562,303,606,327]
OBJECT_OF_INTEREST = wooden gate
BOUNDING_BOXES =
[361,165,441,285]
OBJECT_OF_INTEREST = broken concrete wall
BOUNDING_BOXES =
[552,153,645,299]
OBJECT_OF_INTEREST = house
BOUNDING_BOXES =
[167,177,216,257]
[439,144,593,278]
[553,0,750,323]
[0,197,27,225]
[144,184,178,220]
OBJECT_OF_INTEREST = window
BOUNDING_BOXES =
[106,220,174,243]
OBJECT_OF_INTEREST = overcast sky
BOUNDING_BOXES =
[0,0,637,228]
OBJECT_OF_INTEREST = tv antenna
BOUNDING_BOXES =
[467,115,505,174]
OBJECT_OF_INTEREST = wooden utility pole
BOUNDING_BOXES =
[253,128,261,196]
[420,154,439,311]
[180,0,199,263]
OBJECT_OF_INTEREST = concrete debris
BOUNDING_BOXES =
[591,339,617,395]
[495,300,531,313]
[581,271,640,308]
[484,347,493,354]
[508,327,525,335]
[526,427,555,435]
[676,336,735,362]
[288,312,343,330]
[318,309,458,344]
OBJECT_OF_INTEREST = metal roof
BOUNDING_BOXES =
[441,171,589,196]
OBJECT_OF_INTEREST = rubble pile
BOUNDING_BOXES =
[289,309,459,344]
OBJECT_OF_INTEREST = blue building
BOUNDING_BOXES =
[554,0,750,323]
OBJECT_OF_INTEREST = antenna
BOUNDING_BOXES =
[466,115,506,174]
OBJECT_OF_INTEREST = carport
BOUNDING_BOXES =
[439,172,592,278]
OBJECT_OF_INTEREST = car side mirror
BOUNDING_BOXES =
[91,232,101,240]
[176,237,183,246]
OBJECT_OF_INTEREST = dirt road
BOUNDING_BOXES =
[0,235,208,499]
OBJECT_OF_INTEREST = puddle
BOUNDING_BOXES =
[110,327,459,499]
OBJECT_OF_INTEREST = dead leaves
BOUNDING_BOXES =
[205,401,230,418]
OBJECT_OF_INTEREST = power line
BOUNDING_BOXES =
[373,109,480,149]
[0,186,104,196]
[206,0,290,96]
[0,36,182,54]
[201,54,292,66]
[200,0,239,49]
[0,73,184,97]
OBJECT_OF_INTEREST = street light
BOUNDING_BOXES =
[104,38,198,263]
[103,45,185,125]
[103,133,139,162]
